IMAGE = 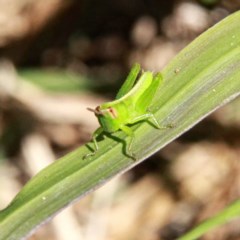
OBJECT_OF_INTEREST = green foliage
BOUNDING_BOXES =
[19,69,92,92]
[179,199,240,239]
[0,11,240,240]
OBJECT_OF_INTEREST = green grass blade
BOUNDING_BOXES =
[18,69,92,92]
[179,199,240,240]
[0,11,240,240]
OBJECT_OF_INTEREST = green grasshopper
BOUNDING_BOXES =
[84,63,169,160]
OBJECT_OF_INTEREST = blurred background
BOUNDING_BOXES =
[0,0,240,239]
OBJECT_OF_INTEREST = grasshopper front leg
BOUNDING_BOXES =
[84,125,136,160]
[83,127,103,159]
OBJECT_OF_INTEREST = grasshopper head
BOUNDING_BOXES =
[87,106,120,132]
[87,106,117,119]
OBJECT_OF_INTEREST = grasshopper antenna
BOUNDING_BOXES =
[87,107,102,115]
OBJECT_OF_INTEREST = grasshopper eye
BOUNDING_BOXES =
[108,107,117,118]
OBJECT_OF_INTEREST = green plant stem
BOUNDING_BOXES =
[179,200,240,240]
